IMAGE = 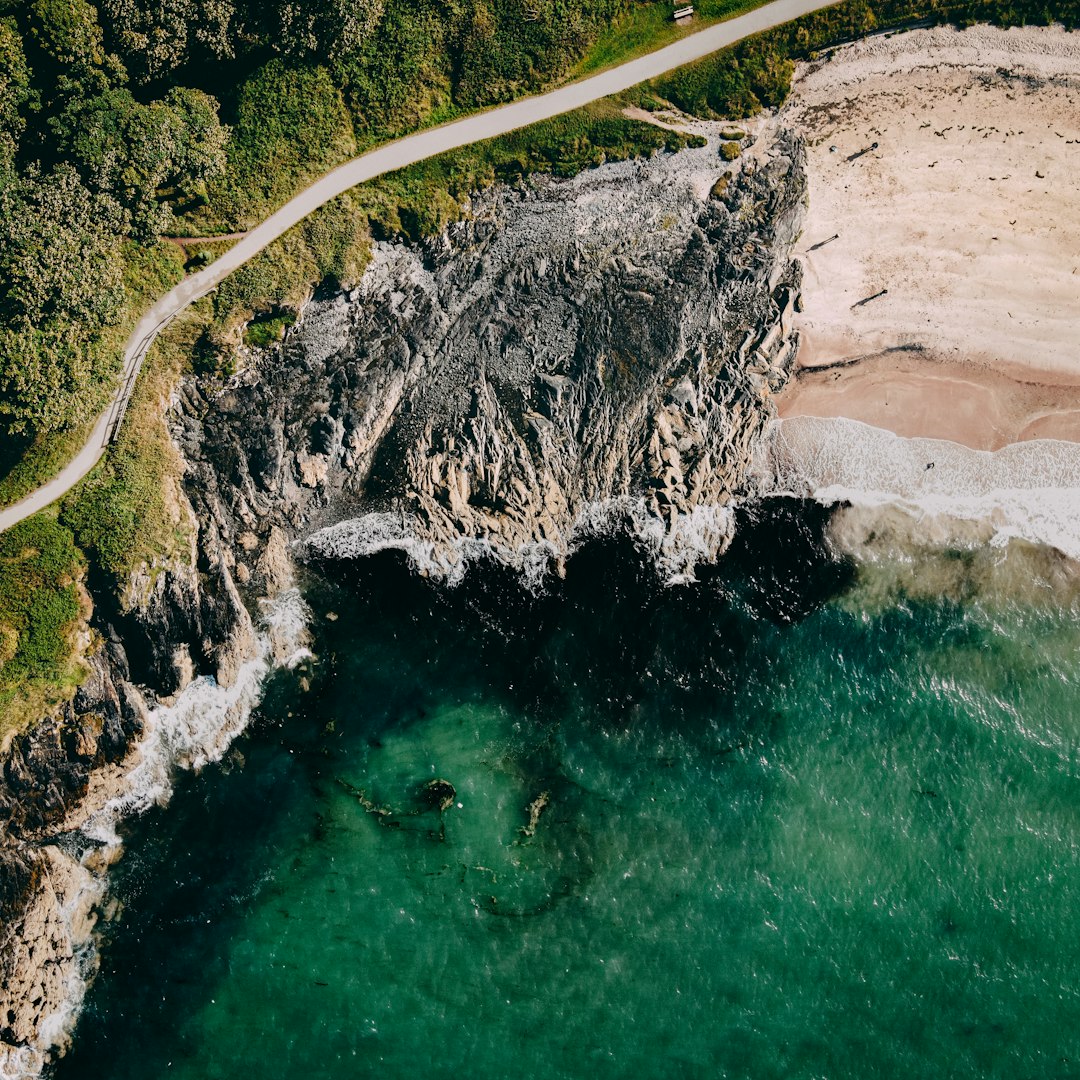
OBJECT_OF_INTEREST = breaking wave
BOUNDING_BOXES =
[303,499,736,589]
[758,416,1080,561]
[83,588,311,846]
[1,589,313,1080]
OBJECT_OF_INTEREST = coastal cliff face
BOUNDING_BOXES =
[0,122,805,1074]
[178,127,805,585]
[0,646,145,1075]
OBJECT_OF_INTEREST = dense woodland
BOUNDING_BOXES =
[0,0,1076,724]
[0,0,633,448]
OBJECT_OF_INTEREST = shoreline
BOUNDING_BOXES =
[2,16,1080,1080]
[759,413,1080,566]
[773,24,1080,450]
[778,350,1080,450]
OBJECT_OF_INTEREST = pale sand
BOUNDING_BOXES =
[774,24,1080,448]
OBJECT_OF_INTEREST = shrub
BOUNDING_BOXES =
[0,516,83,697]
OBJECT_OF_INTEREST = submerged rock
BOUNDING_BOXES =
[420,779,457,812]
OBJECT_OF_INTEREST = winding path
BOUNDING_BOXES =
[0,0,836,534]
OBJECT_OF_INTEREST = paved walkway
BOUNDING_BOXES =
[0,0,836,534]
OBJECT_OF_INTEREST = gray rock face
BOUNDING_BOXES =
[0,645,147,1070]
[178,128,806,584]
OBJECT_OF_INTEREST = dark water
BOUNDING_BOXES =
[59,502,1080,1080]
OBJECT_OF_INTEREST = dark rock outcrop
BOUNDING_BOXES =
[0,645,148,1072]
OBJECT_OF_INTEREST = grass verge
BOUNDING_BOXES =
[0,514,88,741]
[60,306,204,591]
[574,0,772,77]
[0,240,186,512]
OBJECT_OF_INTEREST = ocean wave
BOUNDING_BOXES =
[83,587,310,847]
[758,416,1080,561]
[303,499,736,589]
[5,588,313,1078]
[302,511,563,592]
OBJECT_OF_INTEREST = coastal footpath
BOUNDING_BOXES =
[0,98,806,1080]
[0,0,837,536]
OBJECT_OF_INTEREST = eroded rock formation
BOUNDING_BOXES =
[178,127,805,584]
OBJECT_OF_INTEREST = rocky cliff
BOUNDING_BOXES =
[0,118,805,1075]
[178,124,805,587]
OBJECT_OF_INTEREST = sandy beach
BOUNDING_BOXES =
[775,24,1080,449]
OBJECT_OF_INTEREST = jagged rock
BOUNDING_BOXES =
[420,779,457,812]
[0,123,808,1074]
[176,128,806,585]
[0,647,148,1072]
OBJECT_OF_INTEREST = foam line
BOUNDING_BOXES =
[759,416,1080,560]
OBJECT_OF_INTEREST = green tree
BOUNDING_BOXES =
[97,0,236,81]
[0,164,125,435]
[0,17,31,172]
[27,0,107,73]
[164,85,230,200]
[275,0,386,61]
[52,85,227,238]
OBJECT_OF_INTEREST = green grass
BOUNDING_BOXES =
[61,305,204,589]
[201,192,371,349]
[573,0,769,76]
[0,514,87,738]
[243,311,297,348]
[0,424,94,510]
[0,240,185,512]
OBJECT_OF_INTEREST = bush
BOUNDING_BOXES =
[243,310,296,348]
[208,59,356,228]
[0,516,83,698]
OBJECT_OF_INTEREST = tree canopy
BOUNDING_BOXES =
[0,165,125,434]
[96,0,237,82]
[52,85,228,237]
[0,0,1076,450]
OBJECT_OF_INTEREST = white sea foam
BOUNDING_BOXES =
[0,849,105,1080]
[34,858,101,1056]
[304,511,563,591]
[83,588,310,847]
[305,499,736,589]
[570,498,735,583]
[0,1046,44,1080]
[4,588,313,1076]
[758,416,1080,560]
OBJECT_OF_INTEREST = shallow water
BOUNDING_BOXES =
[59,502,1080,1080]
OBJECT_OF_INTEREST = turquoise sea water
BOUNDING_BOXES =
[59,502,1080,1080]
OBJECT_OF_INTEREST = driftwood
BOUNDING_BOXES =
[851,288,888,309]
